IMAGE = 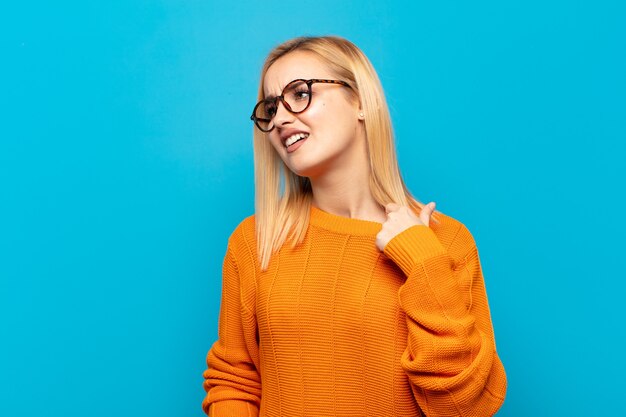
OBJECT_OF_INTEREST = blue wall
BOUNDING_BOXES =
[2,1,624,415]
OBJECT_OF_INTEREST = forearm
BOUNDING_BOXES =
[202,247,262,416]
[385,225,506,416]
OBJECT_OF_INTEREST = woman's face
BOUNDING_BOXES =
[263,51,365,179]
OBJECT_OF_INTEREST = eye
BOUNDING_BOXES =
[292,87,310,101]
[284,81,310,103]
[263,100,277,118]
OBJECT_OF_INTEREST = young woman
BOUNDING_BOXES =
[202,36,507,417]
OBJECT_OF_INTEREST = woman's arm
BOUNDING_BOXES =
[383,217,507,416]
[202,246,261,417]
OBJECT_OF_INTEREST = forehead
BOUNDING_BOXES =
[263,51,334,97]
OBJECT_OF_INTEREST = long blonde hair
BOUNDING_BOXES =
[254,36,431,270]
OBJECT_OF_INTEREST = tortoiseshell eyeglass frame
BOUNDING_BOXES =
[250,79,352,133]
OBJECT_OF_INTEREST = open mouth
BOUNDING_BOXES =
[284,132,309,148]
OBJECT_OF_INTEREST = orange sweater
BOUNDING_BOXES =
[203,206,506,417]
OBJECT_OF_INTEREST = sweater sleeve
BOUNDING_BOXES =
[383,223,507,417]
[202,246,261,417]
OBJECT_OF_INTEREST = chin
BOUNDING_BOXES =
[282,157,314,177]
[286,165,314,178]
[287,151,343,179]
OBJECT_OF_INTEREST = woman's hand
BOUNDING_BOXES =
[375,202,436,251]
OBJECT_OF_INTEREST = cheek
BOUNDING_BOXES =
[267,132,285,155]
[299,102,332,128]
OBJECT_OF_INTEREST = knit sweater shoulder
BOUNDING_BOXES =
[203,206,507,417]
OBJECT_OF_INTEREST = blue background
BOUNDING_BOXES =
[2,1,625,416]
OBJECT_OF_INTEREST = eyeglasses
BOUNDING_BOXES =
[250,79,351,132]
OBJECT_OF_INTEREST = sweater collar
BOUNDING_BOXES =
[309,205,382,236]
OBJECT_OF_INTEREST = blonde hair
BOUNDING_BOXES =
[254,36,434,270]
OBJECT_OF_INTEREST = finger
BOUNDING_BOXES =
[419,202,436,226]
[385,203,400,214]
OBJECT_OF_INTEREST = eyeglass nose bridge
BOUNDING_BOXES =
[271,95,296,121]
[262,94,298,132]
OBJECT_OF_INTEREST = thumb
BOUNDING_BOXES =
[385,202,400,214]
[420,202,436,226]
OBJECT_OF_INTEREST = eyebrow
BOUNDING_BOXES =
[262,85,282,101]
[263,79,299,100]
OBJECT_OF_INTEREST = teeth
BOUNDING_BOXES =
[285,133,309,147]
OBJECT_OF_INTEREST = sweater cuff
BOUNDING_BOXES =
[383,225,447,276]
[206,400,258,417]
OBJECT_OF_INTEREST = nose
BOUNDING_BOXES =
[272,98,295,128]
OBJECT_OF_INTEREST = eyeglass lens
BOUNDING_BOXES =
[254,80,311,131]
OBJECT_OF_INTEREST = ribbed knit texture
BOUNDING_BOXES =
[202,206,506,417]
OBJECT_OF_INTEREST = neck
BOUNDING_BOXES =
[309,157,386,224]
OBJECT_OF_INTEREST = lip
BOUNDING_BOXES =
[286,137,308,154]
[279,129,310,147]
